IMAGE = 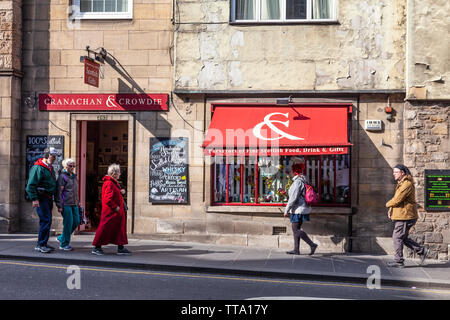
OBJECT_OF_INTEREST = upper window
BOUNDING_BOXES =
[231,0,336,23]
[73,0,133,19]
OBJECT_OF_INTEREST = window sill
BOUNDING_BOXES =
[74,14,133,20]
[229,20,340,26]
[206,205,352,215]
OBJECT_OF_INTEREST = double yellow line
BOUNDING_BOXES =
[1,260,449,296]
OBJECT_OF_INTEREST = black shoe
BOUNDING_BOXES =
[91,247,104,256]
[309,243,318,255]
[419,247,428,265]
[117,247,131,256]
[46,245,56,251]
[286,250,300,255]
[117,247,132,256]
[387,261,404,268]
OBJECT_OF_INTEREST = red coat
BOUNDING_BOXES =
[92,176,128,247]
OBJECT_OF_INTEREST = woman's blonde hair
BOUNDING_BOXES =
[107,163,120,176]
[62,158,75,168]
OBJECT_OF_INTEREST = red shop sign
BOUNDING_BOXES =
[84,58,100,88]
[39,93,169,111]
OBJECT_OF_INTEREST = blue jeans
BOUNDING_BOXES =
[36,197,53,247]
[57,206,80,247]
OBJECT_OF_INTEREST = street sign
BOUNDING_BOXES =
[84,57,100,87]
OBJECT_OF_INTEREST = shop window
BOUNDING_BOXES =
[231,0,336,23]
[212,154,350,206]
[73,0,133,19]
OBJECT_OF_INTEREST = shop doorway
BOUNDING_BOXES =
[78,121,129,232]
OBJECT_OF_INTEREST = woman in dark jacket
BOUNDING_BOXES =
[284,162,318,255]
[91,164,130,256]
[55,158,80,251]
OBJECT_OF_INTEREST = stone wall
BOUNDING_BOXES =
[0,0,22,233]
[404,101,449,260]
[175,0,406,91]
[19,0,174,231]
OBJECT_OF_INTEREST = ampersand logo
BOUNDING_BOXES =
[253,112,304,141]
[106,95,119,108]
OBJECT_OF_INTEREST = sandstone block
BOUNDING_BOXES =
[431,123,448,135]
[425,232,443,243]
[206,220,234,234]
[156,220,183,234]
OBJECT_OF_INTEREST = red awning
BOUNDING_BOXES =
[203,104,351,156]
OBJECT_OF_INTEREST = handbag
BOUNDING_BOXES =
[78,206,87,225]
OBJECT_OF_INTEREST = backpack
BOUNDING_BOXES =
[304,183,319,205]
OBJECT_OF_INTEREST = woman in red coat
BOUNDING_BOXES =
[91,164,131,256]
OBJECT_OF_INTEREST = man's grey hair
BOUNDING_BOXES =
[107,163,120,176]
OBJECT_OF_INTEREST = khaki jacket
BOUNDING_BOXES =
[386,175,418,220]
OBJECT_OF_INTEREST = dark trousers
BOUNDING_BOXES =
[36,197,53,247]
[393,219,423,263]
[292,221,314,252]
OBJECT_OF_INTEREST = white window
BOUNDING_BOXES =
[231,0,336,22]
[73,0,133,19]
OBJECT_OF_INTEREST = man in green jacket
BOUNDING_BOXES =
[386,164,428,268]
[26,148,57,253]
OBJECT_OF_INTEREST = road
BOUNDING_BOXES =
[1,259,449,301]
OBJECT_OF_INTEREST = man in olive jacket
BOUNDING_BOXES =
[26,148,57,253]
[386,164,428,267]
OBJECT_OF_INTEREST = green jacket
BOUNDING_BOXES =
[26,158,57,201]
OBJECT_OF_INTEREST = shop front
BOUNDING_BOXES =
[203,103,353,208]
[38,93,169,233]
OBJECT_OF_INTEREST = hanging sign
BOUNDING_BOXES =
[149,137,189,204]
[84,57,100,88]
[425,169,450,211]
[39,93,169,111]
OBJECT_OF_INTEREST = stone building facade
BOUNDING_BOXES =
[0,0,22,233]
[0,0,448,259]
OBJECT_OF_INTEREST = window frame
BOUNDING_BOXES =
[230,0,337,24]
[73,0,133,20]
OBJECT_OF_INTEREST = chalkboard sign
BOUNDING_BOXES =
[26,135,64,179]
[425,169,450,212]
[149,137,189,204]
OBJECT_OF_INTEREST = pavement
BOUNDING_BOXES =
[1,233,449,290]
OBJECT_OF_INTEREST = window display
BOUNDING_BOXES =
[212,154,350,206]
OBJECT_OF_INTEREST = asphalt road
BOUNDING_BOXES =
[1,259,449,301]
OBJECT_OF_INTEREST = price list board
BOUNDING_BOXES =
[424,169,450,211]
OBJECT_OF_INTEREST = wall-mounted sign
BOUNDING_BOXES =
[364,120,383,131]
[84,57,100,88]
[149,137,189,204]
[26,135,64,179]
[424,169,450,211]
[39,93,169,111]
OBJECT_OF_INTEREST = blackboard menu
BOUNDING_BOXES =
[26,135,64,179]
[149,137,189,204]
[425,169,450,211]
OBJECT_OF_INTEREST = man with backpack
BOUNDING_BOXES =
[26,148,58,253]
